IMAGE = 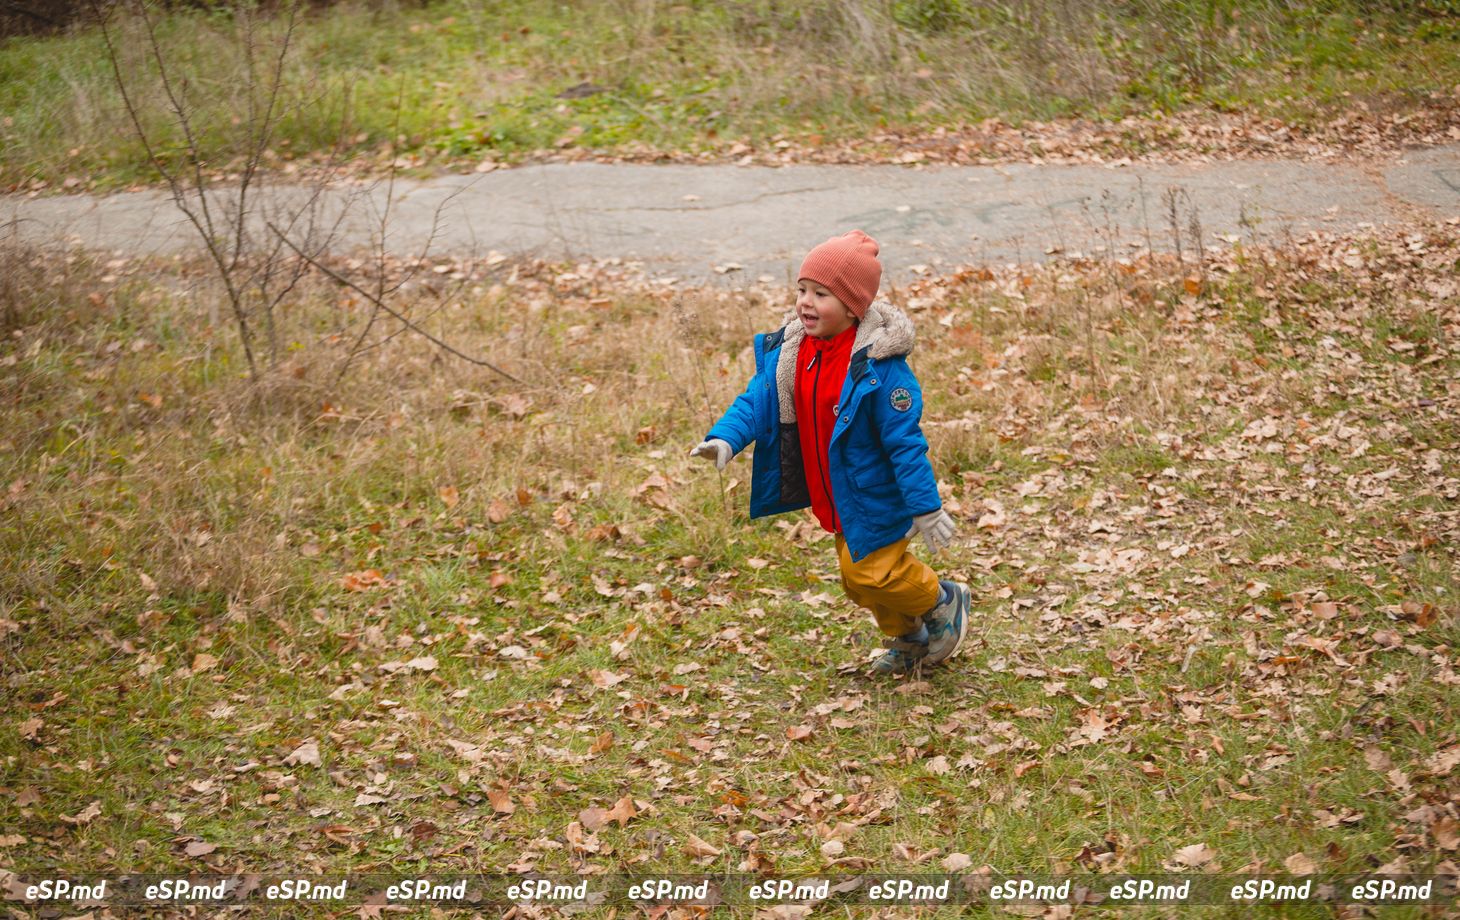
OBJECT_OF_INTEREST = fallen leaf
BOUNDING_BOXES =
[1433,818,1460,850]
[438,485,460,508]
[61,801,101,825]
[605,795,637,825]
[1375,855,1410,875]
[552,503,575,531]
[1169,842,1217,868]
[1364,746,1393,772]
[579,807,608,831]
[184,840,217,857]
[380,655,438,674]
[685,833,722,858]
[585,523,621,542]
[609,623,640,659]
[1425,746,1460,776]
[892,842,934,863]
[319,824,356,845]
[494,394,529,419]
[487,790,516,815]
[284,741,322,767]
[190,653,219,674]
[1284,852,1317,875]
[1400,600,1437,627]
[341,570,386,592]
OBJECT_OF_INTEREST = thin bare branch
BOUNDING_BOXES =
[92,0,258,377]
[233,1,299,278]
[268,223,522,384]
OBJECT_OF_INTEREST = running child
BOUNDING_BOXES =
[691,230,969,674]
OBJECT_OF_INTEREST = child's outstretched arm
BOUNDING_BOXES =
[690,374,759,469]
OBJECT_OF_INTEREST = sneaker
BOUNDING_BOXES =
[924,580,970,666]
[871,636,929,675]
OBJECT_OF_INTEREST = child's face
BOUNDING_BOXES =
[796,279,856,338]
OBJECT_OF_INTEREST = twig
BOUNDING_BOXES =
[1136,174,1154,263]
[672,294,728,514]
[1163,186,1184,264]
[1187,196,1206,283]
[92,0,259,377]
[335,78,409,385]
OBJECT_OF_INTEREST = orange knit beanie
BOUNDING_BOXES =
[797,229,882,319]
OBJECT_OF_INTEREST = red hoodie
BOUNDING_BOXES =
[794,324,857,533]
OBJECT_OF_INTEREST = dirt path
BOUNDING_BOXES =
[5,145,1458,282]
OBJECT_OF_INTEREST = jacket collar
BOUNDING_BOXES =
[768,299,915,424]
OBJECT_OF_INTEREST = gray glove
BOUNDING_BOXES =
[905,508,957,553]
[689,439,733,471]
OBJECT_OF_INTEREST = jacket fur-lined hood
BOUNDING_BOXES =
[773,299,915,424]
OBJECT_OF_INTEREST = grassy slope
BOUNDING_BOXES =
[1,226,1456,913]
[1,0,1458,186]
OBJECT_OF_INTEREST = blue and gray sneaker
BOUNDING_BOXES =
[872,623,929,675]
[924,581,971,666]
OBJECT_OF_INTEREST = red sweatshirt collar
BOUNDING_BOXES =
[804,323,857,352]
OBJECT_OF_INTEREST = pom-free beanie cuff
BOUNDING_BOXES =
[798,229,882,318]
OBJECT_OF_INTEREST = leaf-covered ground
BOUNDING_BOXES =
[1,219,1457,917]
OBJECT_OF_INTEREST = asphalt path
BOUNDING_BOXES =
[5,145,1458,283]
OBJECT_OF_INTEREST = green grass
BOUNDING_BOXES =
[2,0,1459,187]
[1,231,1457,917]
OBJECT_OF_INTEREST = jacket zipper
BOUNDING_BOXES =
[807,349,839,531]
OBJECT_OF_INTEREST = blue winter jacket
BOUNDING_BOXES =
[705,300,942,562]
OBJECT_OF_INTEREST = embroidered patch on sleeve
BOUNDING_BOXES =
[889,387,913,412]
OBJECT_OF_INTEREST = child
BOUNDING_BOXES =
[691,230,970,674]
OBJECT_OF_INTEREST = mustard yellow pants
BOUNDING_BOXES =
[835,535,941,637]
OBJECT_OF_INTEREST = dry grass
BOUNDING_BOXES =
[2,227,1456,897]
[0,244,781,618]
